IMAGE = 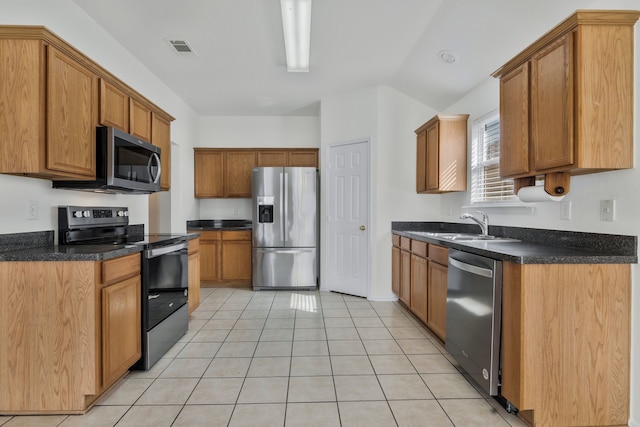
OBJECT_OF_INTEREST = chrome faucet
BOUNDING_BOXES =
[460,211,489,236]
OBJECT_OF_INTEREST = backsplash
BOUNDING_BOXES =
[0,230,54,252]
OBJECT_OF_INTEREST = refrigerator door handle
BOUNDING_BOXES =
[279,172,285,242]
[283,172,289,243]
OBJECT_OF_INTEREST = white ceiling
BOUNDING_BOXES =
[72,0,597,116]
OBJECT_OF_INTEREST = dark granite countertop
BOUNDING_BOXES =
[0,230,199,262]
[0,243,142,262]
[392,222,637,265]
[187,219,252,231]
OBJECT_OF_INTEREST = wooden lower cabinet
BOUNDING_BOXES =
[190,229,252,286]
[0,253,141,413]
[198,231,221,281]
[391,244,400,296]
[391,234,448,341]
[221,231,252,282]
[101,275,141,388]
[399,248,411,306]
[188,238,201,314]
[502,262,630,427]
[426,260,447,341]
[410,254,428,323]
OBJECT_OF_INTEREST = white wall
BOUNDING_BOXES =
[319,86,437,299]
[0,0,200,236]
[194,116,320,220]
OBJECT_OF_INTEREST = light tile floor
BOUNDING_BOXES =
[0,288,527,427]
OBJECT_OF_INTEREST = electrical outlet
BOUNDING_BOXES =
[27,200,38,220]
[560,200,572,220]
[600,199,615,222]
[232,207,238,217]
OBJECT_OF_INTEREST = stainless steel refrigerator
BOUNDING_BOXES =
[252,167,318,290]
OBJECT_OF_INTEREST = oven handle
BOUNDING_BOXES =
[145,241,188,258]
[449,256,493,278]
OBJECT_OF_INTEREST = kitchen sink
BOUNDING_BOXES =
[409,231,520,243]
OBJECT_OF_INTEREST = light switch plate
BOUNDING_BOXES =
[600,199,615,222]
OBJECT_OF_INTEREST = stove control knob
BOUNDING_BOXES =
[73,211,83,218]
[117,210,126,217]
[124,211,129,217]
[83,210,91,218]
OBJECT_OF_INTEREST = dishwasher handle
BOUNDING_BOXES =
[449,256,493,278]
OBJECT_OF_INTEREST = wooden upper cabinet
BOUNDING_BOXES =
[194,149,224,197]
[499,62,530,177]
[0,38,98,179]
[531,34,574,171]
[415,114,468,194]
[99,79,129,132]
[288,150,318,167]
[415,131,427,193]
[224,151,256,197]
[257,150,288,167]
[129,98,152,142]
[256,149,319,168]
[0,26,174,182]
[152,113,171,190]
[493,10,639,179]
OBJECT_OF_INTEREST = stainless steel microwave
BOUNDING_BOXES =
[53,126,161,194]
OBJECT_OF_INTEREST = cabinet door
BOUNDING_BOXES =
[129,98,151,141]
[151,113,171,191]
[194,150,224,197]
[391,245,401,296]
[221,240,252,281]
[410,254,428,324]
[0,39,45,175]
[427,261,447,342]
[399,249,411,306]
[530,34,574,172]
[200,238,220,281]
[500,62,530,177]
[425,124,440,191]
[99,80,129,132]
[47,46,97,178]
[188,251,201,314]
[224,151,256,197]
[416,130,427,193]
[257,150,288,167]
[288,150,318,167]
[102,276,141,388]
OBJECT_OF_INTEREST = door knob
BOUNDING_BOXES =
[359,225,366,231]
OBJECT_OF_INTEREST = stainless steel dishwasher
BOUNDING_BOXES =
[446,249,502,396]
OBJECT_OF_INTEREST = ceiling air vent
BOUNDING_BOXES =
[165,39,197,56]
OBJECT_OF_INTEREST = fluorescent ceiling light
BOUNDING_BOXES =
[280,0,312,72]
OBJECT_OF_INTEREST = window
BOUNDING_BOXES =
[470,110,517,204]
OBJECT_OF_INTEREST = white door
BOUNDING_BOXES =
[326,140,370,297]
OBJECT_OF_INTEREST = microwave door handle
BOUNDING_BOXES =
[148,152,162,184]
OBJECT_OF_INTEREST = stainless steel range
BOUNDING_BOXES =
[58,206,188,370]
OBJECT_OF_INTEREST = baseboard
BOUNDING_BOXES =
[367,294,399,302]
[629,417,638,427]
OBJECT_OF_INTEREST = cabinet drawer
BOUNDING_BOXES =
[429,244,448,265]
[199,230,221,241]
[400,237,411,250]
[411,240,428,258]
[222,230,252,241]
[102,253,141,285]
[392,234,400,247]
[188,238,200,254]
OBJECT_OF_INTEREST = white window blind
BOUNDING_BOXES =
[470,110,517,204]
